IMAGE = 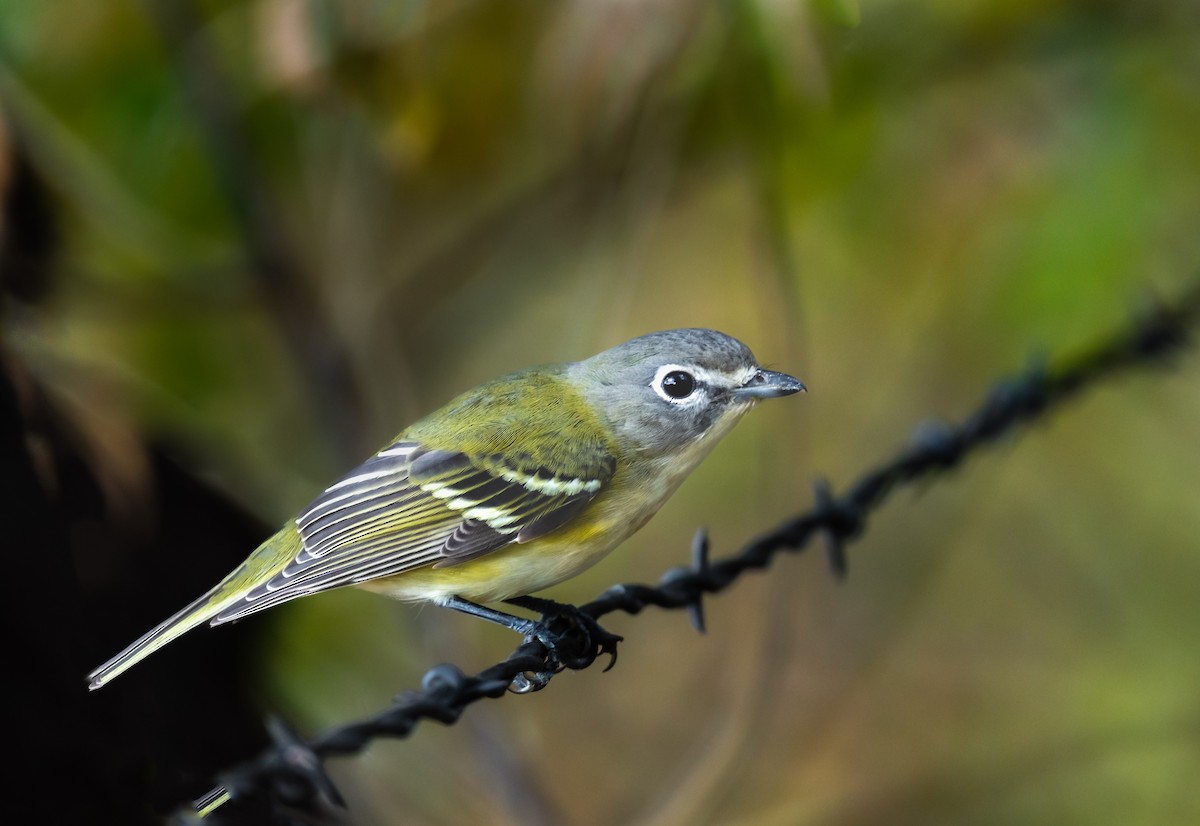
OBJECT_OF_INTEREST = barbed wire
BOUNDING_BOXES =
[195,282,1200,825]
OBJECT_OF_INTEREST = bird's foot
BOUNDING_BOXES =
[506,596,623,673]
[438,594,620,693]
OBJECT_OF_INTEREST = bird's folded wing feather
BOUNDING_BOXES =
[213,438,615,623]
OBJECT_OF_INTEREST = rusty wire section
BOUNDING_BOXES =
[194,283,1200,825]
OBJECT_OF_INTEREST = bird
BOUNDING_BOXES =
[87,328,804,690]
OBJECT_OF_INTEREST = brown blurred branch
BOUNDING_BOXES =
[143,0,365,464]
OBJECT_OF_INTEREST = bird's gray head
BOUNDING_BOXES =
[569,328,805,456]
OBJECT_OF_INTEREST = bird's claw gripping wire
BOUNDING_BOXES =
[438,594,621,693]
[504,596,622,691]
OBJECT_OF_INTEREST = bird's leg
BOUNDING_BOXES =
[504,595,622,672]
[439,595,548,641]
[439,595,565,693]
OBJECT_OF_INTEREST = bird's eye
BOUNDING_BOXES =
[660,370,696,400]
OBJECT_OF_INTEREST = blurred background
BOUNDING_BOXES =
[2,0,1199,824]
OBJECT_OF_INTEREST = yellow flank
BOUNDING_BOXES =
[362,473,636,604]
[364,408,746,604]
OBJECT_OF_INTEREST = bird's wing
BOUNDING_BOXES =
[213,438,615,623]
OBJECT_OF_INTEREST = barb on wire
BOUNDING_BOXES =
[194,282,1200,825]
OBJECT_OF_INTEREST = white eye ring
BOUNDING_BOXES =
[652,364,701,404]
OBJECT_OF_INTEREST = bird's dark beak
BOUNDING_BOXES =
[732,368,806,400]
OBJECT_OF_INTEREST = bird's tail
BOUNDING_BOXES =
[193,785,232,819]
[87,527,302,690]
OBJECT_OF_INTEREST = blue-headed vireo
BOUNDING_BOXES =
[88,328,804,690]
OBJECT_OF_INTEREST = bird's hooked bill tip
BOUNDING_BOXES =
[733,368,806,399]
